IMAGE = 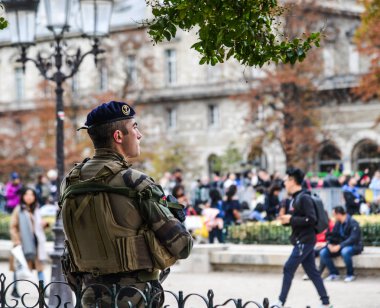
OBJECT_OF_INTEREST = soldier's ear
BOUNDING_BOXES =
[113,130,123,144]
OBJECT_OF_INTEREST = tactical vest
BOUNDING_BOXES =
[60,159,177,277]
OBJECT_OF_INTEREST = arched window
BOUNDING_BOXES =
[352,139,380,173]
[317,142,342,172]
[207,154,222,177]
[247,145,267,170]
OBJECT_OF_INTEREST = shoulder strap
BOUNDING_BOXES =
[93,160,128,181]
[60,182,139,205]
[67,158,91,185]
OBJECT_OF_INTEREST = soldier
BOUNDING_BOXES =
[60,101,193,307]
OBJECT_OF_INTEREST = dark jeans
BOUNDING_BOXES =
[315,246,327,275]
[320,246,355,276]
[279,243,329,305]
[209,228,224,243]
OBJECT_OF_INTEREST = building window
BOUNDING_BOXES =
[165,49,176,85]
[15,67,25,101]
[126,55,137,84]
[348,44,359,74]
[323,47,335,77]
[255,104,265,122]
[352,139,380,173]
[318,142,342,172]
[248,144,268,169]
[208,154,222,177]
[167,108,176,129]
[99,61,108,91]
[208,104,219,127]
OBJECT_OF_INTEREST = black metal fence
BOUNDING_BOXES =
[0,274,277,308]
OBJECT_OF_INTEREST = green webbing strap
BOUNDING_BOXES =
[166,202,184,210]
[60,180,183,218]
[74,194,93,221]
[60,182,140,206]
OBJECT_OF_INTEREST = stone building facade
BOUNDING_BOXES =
[0,0,379,180]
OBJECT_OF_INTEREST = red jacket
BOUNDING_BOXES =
[316,219,334,243]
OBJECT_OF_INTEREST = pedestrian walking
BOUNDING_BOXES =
[275,168,331,308]
[9,187,48,298]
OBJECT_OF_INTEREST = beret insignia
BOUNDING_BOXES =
[122,105,131,116]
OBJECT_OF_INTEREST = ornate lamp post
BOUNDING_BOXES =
[5,0,113,304]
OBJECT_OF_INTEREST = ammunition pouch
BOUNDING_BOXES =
[115,233,154,272]
[142,229,177,269]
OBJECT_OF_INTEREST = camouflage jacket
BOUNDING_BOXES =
[61,148,193,279]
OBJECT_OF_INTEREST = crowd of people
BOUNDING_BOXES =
[155,167,380,245]
[0,166,371,295]
[0,171,58,215]
[1,166,379,238]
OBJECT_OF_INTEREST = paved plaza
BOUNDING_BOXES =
[165,271,380,308]
[1,262,379,308]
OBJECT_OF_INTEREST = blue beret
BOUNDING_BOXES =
[81,101,136,129]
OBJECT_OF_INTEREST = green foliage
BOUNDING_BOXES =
[227,219,380,246]
[146,0,320,66]
[0,4,7,30]
[361,223,380,246]
[227,222,292,244]
[208,154,223,174]
[220,143,243,173]
[147,141,200,180]
[0,17,7,30]
[0,213,55,241]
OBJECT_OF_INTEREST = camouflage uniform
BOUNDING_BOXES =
[61,148,193,307]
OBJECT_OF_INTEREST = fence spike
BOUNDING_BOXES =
[207,289,214,308]
[0,274,5,308]
[263,298,269,308]
[38,280,45,308]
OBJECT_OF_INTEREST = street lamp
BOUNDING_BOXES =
[4,0,113,305]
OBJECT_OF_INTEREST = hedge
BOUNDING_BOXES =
[2,212,380,247]
[227,215,380,246]
[0,213,55,241]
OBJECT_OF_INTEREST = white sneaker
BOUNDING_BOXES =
[325,274,340,281]
[344,275,356,282]
[302,274,309,280]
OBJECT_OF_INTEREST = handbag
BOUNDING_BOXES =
[11,245,34,280]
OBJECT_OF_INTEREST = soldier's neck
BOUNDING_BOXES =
[94,148,125,161]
